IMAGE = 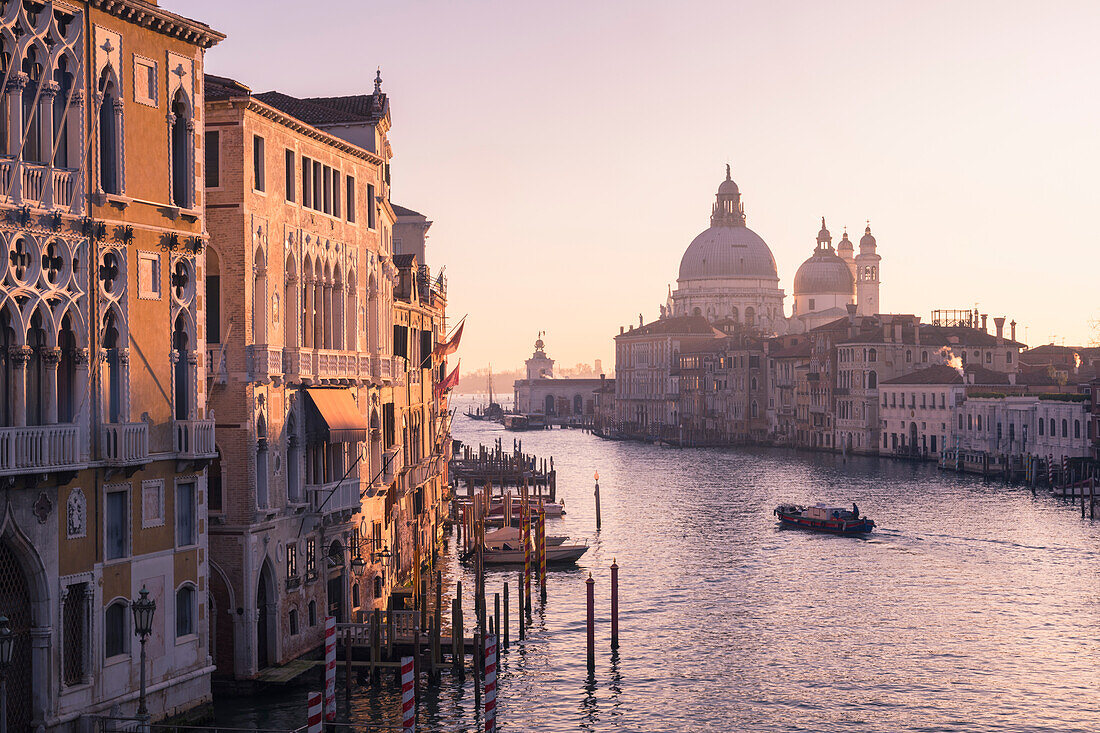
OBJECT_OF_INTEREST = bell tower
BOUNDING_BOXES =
[855,224,881,316]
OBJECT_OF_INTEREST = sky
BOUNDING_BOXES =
[165,0,1100,372]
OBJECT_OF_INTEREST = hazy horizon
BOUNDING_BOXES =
[167,0,1100,374]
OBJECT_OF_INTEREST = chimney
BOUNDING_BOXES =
[620,326,624,335]
[600,373,606,382]
[846,303,857,337]
[1010,320,1016,342]
[981,314,988,332]
[883,316,893,343]
[994,317,1005,346]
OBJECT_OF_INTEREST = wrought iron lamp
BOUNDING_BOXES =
[131,587,156,733]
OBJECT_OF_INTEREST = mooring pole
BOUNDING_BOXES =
[586,573,595,671]
[503,582,510,649]
[611,558,619,649]
[594,471,602,531]
[518,571,526,640]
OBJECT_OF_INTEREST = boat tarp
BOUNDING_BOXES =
[305,388,368,443]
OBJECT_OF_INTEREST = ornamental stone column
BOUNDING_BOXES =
[9,346,32,426]
[6,74,27,202]
[41,347,61,424]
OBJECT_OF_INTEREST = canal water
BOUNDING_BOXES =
[217,401,1100,732]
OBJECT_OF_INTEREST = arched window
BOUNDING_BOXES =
[1075,420,1081,438]
[730,307,738,322]
[967,414,972,430]
[958,414,963,430]
[745,307,755,326]
[58,313,77,422]
[921,350,928,363]
[103,310,123,422]
[256,413,269,509]
[171,91,191,208]
[176,585,196,637]
[868,370,877,389]
[308,599,317,627]
[750,377,758,392]
[905,350,912,363]
[25,311,46,425]
[53,55,74,168]
[284,255,299,349]
[352,583,360,608]
[868,348,877,363]
[1049,418,1055,436]
[0,308,13,426]
[98,68,121,194]
[1061,419,1068,438]
[373,576,383,600]
[173,314,190,420]
[253,248,267,345]
[1038,419,1044,436]
[750,400,758,418]
[104,600,129,658]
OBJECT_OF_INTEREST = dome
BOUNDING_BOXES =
[860,225,876,252]
[837,230,854,256]
[717,178,740,196]
[793,248,855,295]
[678,225,779,281]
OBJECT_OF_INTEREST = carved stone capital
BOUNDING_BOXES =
[169,350,180,364]
[41,348,62,368]
[9,346,32,367]
[186,350,199,365]
[117,348,129,365]
[6,74,28,93]
[39,81,60,99]
[285,274,299,286]
[112,98,124,112]
[72,348,89,367]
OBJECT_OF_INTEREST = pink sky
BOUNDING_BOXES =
[166,0,1100,372]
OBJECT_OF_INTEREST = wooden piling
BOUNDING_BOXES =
[494,592,500,649]
[611,558,619,649]
[586,573,595,670]
[413,624,421,708]
[452,595,464,678]
[371,608,381,685]
[594,472,602,531]
[345,626,353,693]
[434,571,443,678]
[518,571,525,639]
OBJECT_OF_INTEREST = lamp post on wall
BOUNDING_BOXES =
[131,587,156,733]
[0,615,13,733]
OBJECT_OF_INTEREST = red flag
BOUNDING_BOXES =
[435,361,460,399]
[432,320,465,360]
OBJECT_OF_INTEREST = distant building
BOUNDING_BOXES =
[513,336,603,417]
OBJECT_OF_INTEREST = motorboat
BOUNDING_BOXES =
[774,503,875,534]
[483,526,567,549]
[479,543,589,566]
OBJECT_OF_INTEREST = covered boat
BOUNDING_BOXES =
[774,503,875,534]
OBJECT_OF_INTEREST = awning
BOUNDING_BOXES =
[305,388,368,443]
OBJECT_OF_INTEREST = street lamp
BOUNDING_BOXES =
[131,587,156,733]
[0,615,12,733]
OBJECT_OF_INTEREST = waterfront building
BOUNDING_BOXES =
[768,339,812,445]
[203,74,398,679]
[613,315,723,436]
[513,336,604,417]
[391,252,449,583]
[1089,378,1100,460]
[0,2,223,727]
[593,375,616,430]
[955,394,1090,462]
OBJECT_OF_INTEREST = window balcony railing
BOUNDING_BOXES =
[0,159,80,211]
[247,345,283,383]
[383,446,403,486]
[307,478,361,516]
[206,346,228,385]
[393,356,407,386]
[378,356,392,383]
[283,348,312,380]
[0,424,81,475]
[173,419,216,459]
[101,422,149,466]
[314,349,359,380]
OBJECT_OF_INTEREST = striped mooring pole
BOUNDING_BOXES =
[306,692,322,733]
[1047,454,1054,486]
[401,656,415,732]
[484,634,498,733]
[323,616,336,722]
[538,506,547,597]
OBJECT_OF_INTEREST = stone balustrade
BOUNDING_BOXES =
[173,418,216,459]
[101,422,149,466]
[0,423,81,475]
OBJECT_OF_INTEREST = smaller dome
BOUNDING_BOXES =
[718,178,740,196]
[860,225,877,252]
[794,248,855,296]
[817,217,831,244]
[837,230,853,255]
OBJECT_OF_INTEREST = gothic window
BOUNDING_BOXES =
[1061,419,1068,438]
[289,608,299,636]
[0,308,12,426]
[62,582,90,686]
[22,46,43,162]
[58,313,77,422]
[1039,419,1044,436]
[1049,418,1055,436]
[308,598,317,626]
[103,310,122,422]
[209,448,223,512]
[868,348,877,363]
[171,91,192,207]
[1075,420,1081,438]
[172,313,190,420]
[53,55,74,168]
[104,600,129,658]
[868,370,877,389]
[98,68,121,195]
[256,413,269,509]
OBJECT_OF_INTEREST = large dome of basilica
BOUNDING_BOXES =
[678,225,778,281]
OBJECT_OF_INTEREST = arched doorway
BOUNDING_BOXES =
[544,394,554,416]
[0,541,34,731]
[256,560,276,670]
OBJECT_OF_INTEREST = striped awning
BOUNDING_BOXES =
[305,388,368,443]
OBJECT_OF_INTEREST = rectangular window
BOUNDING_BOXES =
[204,130,219,188]
[285,149,296,202]
[306,537,317,578]
[176,481,195,547]
[253,135,266,192]
[383,402,395,448]
[420,330,432,369]
[287,543,298,579]
[302,156,312,208]
[176,586,195,637]
[137,251,161,300]
[133,56,158,107]
[346,176,356,222]
[141,479,165,528]
[366,183,376,228]
[332,170,341,218]
[105,489,129,560]
[322,165,332,214]
[393,324,408,359]
[62,582,89,685]
[206,273,220,343]
[313,161,322,211]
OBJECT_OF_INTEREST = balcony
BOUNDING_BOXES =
[206,347,228,385]
[314,349,359,381]
[173,419,216,459]
[307,478,361,516]
[247,345,283,383]
[393,356,407,386]
[405,458,438,489]
[377,356,392,383]
[0,424,82,475]
[0,160,80,212]
[101,422,149,466]
[283,348,312,381]
[382,446,403,485]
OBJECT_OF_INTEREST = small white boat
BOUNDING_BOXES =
[484,526,567,548]
[480,543,589,566]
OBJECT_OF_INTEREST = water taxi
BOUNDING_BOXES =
[774,503,875,534]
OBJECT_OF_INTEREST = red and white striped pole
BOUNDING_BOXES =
[306,692,323,733]
[401,656,415,732]
[483,634,497,733]
[324,616,336,722]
